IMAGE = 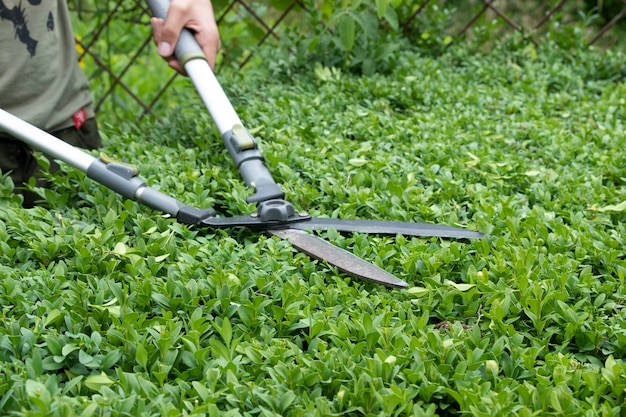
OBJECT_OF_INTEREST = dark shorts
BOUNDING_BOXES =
[0,117,102,207]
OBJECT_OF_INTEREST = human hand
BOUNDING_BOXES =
[150,0,220,73]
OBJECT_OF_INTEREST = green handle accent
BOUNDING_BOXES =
[99,152,140,176]
[231,124,256,151]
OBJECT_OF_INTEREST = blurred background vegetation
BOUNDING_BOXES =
[67,0,625,122]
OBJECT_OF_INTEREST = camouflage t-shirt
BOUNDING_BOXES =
[0,0,94,131]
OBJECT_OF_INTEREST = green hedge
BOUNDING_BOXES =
[2,41,626,415]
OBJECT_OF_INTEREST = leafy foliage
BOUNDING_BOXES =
[281,0,410,75]
[67,0,625,125]
[2,42,626,415]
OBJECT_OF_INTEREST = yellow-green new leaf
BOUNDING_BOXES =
[592,200,626,212]
[445,280,476,292]
[407,286,430,296]
[85,373,115,391]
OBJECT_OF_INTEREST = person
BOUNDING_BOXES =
[0,0,220,207]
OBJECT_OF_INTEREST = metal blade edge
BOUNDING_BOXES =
[288,217,484,239]
[268,229,408,288]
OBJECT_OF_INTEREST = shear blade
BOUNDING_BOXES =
[289,218,484,239]
[268,229,408,288]
[200,215,482,240]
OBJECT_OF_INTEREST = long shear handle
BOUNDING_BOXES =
[146,0,285,205]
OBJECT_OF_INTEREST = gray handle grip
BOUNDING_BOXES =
[146,0,207,66]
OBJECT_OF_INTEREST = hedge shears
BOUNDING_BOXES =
[0,0,483,289]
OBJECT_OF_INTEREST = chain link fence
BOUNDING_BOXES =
[68,0,626,122]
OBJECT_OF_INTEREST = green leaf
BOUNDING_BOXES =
[279,391,297,412]
[113,242,127,255]
[219,317,233,347]
[524,169,541,177]
[154,253,169,262]
[100,350,123,370]
[338,14,356,52]
[151,293,170,308]
[310,320,326,338]
[192,381,210,402]
[79,403,99,417]
[84,373,115,391]
[375,0,389,19]
[136,343,148,371]
[43,309,64,327]
[383,6,399,31]
[62,376,84,396]
[445,280,476,292]
[61,343,80,357]
[79,350,98,368]
[25,380,51,406]
[407,286,430,296]
[361,58,377,76]
[26,348,43,378]
[592,200,626,212]
[348,158,369,167]
[209,339,231,361]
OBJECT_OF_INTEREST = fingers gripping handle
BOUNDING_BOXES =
[146,0,241,133]
[146,0,205,67]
